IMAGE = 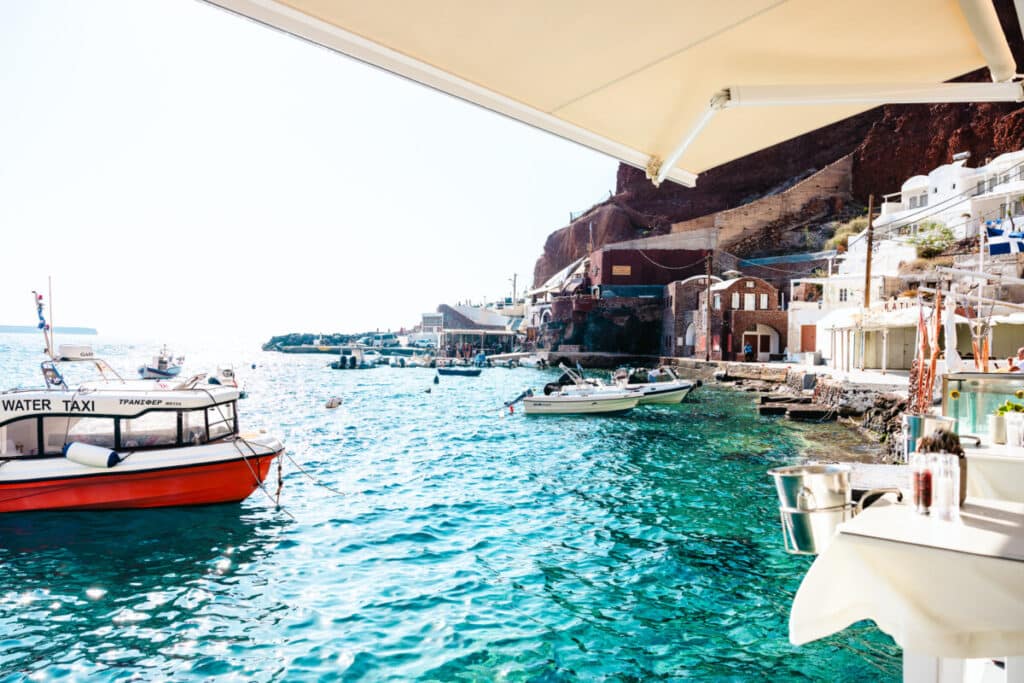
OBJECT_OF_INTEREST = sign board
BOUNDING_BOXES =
[611,265,631,276]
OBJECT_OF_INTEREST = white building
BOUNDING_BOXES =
[874,149,1024,240]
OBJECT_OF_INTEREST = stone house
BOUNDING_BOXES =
[696,276,787,361]
[662,275,721,357]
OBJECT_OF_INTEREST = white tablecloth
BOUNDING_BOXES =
[965,446,1024,503]
[790,498,1024,658]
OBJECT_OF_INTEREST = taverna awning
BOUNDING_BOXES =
[208,0,1022,187]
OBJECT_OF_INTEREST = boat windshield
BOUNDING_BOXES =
[41,359,125,390]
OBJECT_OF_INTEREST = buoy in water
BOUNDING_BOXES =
[325,397,342,409]
[433,375,439,385]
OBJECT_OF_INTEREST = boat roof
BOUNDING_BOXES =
[0,383,239,423]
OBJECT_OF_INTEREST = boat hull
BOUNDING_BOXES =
[139,366,182,379]
[523,394,638,415]
[0,443,282,513]
[437,367,482,377]
[633,383,694,405]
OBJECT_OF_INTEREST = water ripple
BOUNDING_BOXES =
[0,336,898,680]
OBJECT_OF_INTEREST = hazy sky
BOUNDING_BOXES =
[0,0,617,341]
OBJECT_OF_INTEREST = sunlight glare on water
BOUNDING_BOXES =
[0,335,900,680]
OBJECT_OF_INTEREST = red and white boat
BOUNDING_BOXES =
[0,345,284,513]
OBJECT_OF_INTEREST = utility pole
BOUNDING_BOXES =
[705,251,713,362]
[863,194,875,309]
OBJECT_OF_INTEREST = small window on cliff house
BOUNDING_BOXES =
[977,180,986,196]
[909,196,918,209]
[1002,174,1010,185]
[839,288,848,303]
[731,293,739,309]
[989,177,997,192]
[713,294,721,310]
[760,293,769,309]
[746,280,755,288]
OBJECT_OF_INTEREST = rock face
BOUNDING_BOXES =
[533,0,1024,285]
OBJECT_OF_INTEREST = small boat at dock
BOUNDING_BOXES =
[522,390,639,415]
[613,366,696,405]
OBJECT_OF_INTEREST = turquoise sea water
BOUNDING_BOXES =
[0,335,900,681]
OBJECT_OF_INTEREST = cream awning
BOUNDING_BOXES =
[209,0,1021,187]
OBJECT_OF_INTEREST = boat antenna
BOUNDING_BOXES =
[32,285,55,360]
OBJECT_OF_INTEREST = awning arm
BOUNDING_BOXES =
[653,81,1024,186]
[959,0,1017,82]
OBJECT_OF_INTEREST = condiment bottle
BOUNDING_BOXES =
[911,451,931,515]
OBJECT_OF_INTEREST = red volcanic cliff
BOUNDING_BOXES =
[531,0,1024,286]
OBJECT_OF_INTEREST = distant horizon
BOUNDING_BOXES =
[0,325,98,335]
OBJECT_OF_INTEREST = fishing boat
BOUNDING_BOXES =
[613,366,696,405]
[138,345,183,379]
[437,366,482,377]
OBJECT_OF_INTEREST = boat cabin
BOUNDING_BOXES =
[0,390,239,457]
[0,351,239,458]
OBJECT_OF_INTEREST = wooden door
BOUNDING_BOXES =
[800,325,816,352]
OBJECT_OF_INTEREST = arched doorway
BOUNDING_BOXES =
[741,323,780,362]
[684,323,696,356]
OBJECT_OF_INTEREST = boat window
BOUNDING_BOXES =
[207,402,235,440]
[121,411,178,449]
[42,416,115,454]
[183,409,207,445]
[0,418,39,456]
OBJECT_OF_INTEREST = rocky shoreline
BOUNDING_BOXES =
[668,360,907,463]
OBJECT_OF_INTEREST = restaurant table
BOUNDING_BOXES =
[790,497,1024,682]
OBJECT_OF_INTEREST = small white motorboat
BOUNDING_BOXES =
[613,366,696,405]
[518,354,549,369]
[522,390,639,415]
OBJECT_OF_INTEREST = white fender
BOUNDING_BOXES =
[64,442,122,468]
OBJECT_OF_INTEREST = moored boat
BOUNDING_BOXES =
[0,344,284,513]
[138,345,183,379]
[522,391,639,415]
[437,366,482,377]
[613,366,696,405]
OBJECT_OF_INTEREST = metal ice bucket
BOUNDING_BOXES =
[768,464,852,555]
